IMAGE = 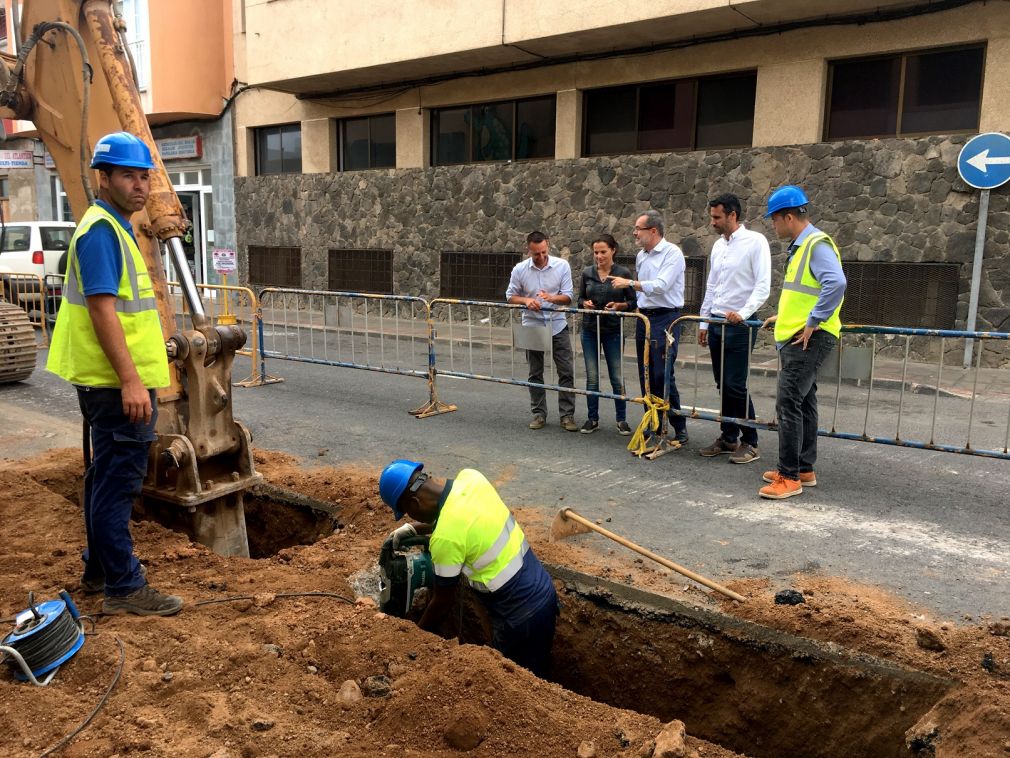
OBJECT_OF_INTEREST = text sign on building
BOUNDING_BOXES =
[156,136,202,161]
[958,132,1010,190]
[212,248,237,274]
[0,150,34,169]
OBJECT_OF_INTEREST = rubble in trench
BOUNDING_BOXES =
[0,448,1008,758]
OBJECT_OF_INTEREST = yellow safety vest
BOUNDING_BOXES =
[429,469,529,593]
[47,204,170,389]
[774,231,843,343]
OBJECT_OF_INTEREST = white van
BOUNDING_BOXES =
[0,221,76,321]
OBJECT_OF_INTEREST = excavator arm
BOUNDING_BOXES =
[0,0,259,556]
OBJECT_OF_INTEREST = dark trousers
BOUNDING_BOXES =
[708,324,759,447]
[775,330,837,480]
[77,386,157,597]
[581,329,626,422]
[527,326,575,419]
[635,310,685,434]
[491,589,559,678]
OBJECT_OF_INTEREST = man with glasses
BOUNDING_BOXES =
[608,210,688,450]
[759,185,846,500]
[379,459,559,677]
[506,230,577,431]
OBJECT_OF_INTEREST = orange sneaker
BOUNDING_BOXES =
[762,470,816,487]
[759,472,803,500]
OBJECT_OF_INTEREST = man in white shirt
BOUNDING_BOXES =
[506,231,577,431]
[608,210,688,447]
[697,193,771,464]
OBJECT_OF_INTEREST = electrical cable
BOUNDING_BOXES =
[36,635,125,758]
[1,594,84,685]
[191,590,356,608]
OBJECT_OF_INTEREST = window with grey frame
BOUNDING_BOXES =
[432,96,556,166]
[439,252,521,300]
[255,124,302,175]
[582,72,757,156]
[825,44,985,140]
[328,249,393,294]
[340,114,396,171]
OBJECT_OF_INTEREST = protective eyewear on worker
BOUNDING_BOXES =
[407,472,429,495]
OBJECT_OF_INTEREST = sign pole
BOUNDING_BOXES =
[963,188,990,368]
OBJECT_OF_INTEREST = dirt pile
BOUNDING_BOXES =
[1,449,1008,757]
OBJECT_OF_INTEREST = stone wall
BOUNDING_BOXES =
[235,135,1010,361]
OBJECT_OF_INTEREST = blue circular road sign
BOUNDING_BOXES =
[958,132,1010,190]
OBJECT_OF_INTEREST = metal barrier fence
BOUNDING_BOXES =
[168,281,283,388]
[243,285,1010,461]
[668,316,1010,460]
[256,287,442,414]
[1,272,51,345]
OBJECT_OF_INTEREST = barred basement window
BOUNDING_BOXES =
[328,249,393,294]
[614,255,707,314]
[248,246,302,288]
[841,262,959,329]
[440,252,521,301]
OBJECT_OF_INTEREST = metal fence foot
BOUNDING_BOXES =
[410,399,458,418]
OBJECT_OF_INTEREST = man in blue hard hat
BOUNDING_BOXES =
[759,186,846,500]
[48,132,182,616]
[379,459,559,677]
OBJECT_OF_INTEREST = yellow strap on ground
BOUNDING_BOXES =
[627,394,670,456]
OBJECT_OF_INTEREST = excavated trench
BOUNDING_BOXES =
[145,488,953,758]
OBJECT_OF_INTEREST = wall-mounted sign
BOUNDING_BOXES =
[44,151,56,169]
[156,136,202,161]
[212,248,236,274]
[0,150,34,169]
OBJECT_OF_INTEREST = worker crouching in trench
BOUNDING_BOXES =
[379,460,560,678]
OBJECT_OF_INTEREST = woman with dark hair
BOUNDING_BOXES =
[578,234,637,434]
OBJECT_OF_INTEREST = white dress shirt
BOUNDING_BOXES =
[635,237,685,309]
[505,255,574,336]
[699,224,771,330]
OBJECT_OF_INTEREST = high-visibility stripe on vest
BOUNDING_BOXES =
[774,231,843,343]
[429,469,530,593]
[46,204,170,389]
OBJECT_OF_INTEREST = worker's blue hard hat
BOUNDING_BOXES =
[764,185,809,217]
[379,459,424,519]
[90,131,156,170]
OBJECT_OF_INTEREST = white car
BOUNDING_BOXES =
[0,221,75,322]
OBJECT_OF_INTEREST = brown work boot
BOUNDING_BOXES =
[560,415,578,432]
[759,472,803,500]
[762,470,816,487]
[699,437,738,457]
[528,415,546,430]
[729,444,760,465]
[103,584,183,617]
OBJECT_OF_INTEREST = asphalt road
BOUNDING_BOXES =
[3,347,1009,622]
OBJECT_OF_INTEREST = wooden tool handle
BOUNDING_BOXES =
[561,508,747,603]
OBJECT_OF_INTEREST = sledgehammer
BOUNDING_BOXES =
[549,507,747,603]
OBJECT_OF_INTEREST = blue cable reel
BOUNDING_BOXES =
[1,590,86,686]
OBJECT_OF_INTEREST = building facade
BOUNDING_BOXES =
[232,0,1010,357]
[6,0,236,286]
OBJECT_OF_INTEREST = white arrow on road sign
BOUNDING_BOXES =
[966,148,1010,174]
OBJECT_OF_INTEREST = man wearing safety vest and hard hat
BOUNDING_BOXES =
[48,132,182,616]
[759,185,846,501]
[379,460,559,677]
